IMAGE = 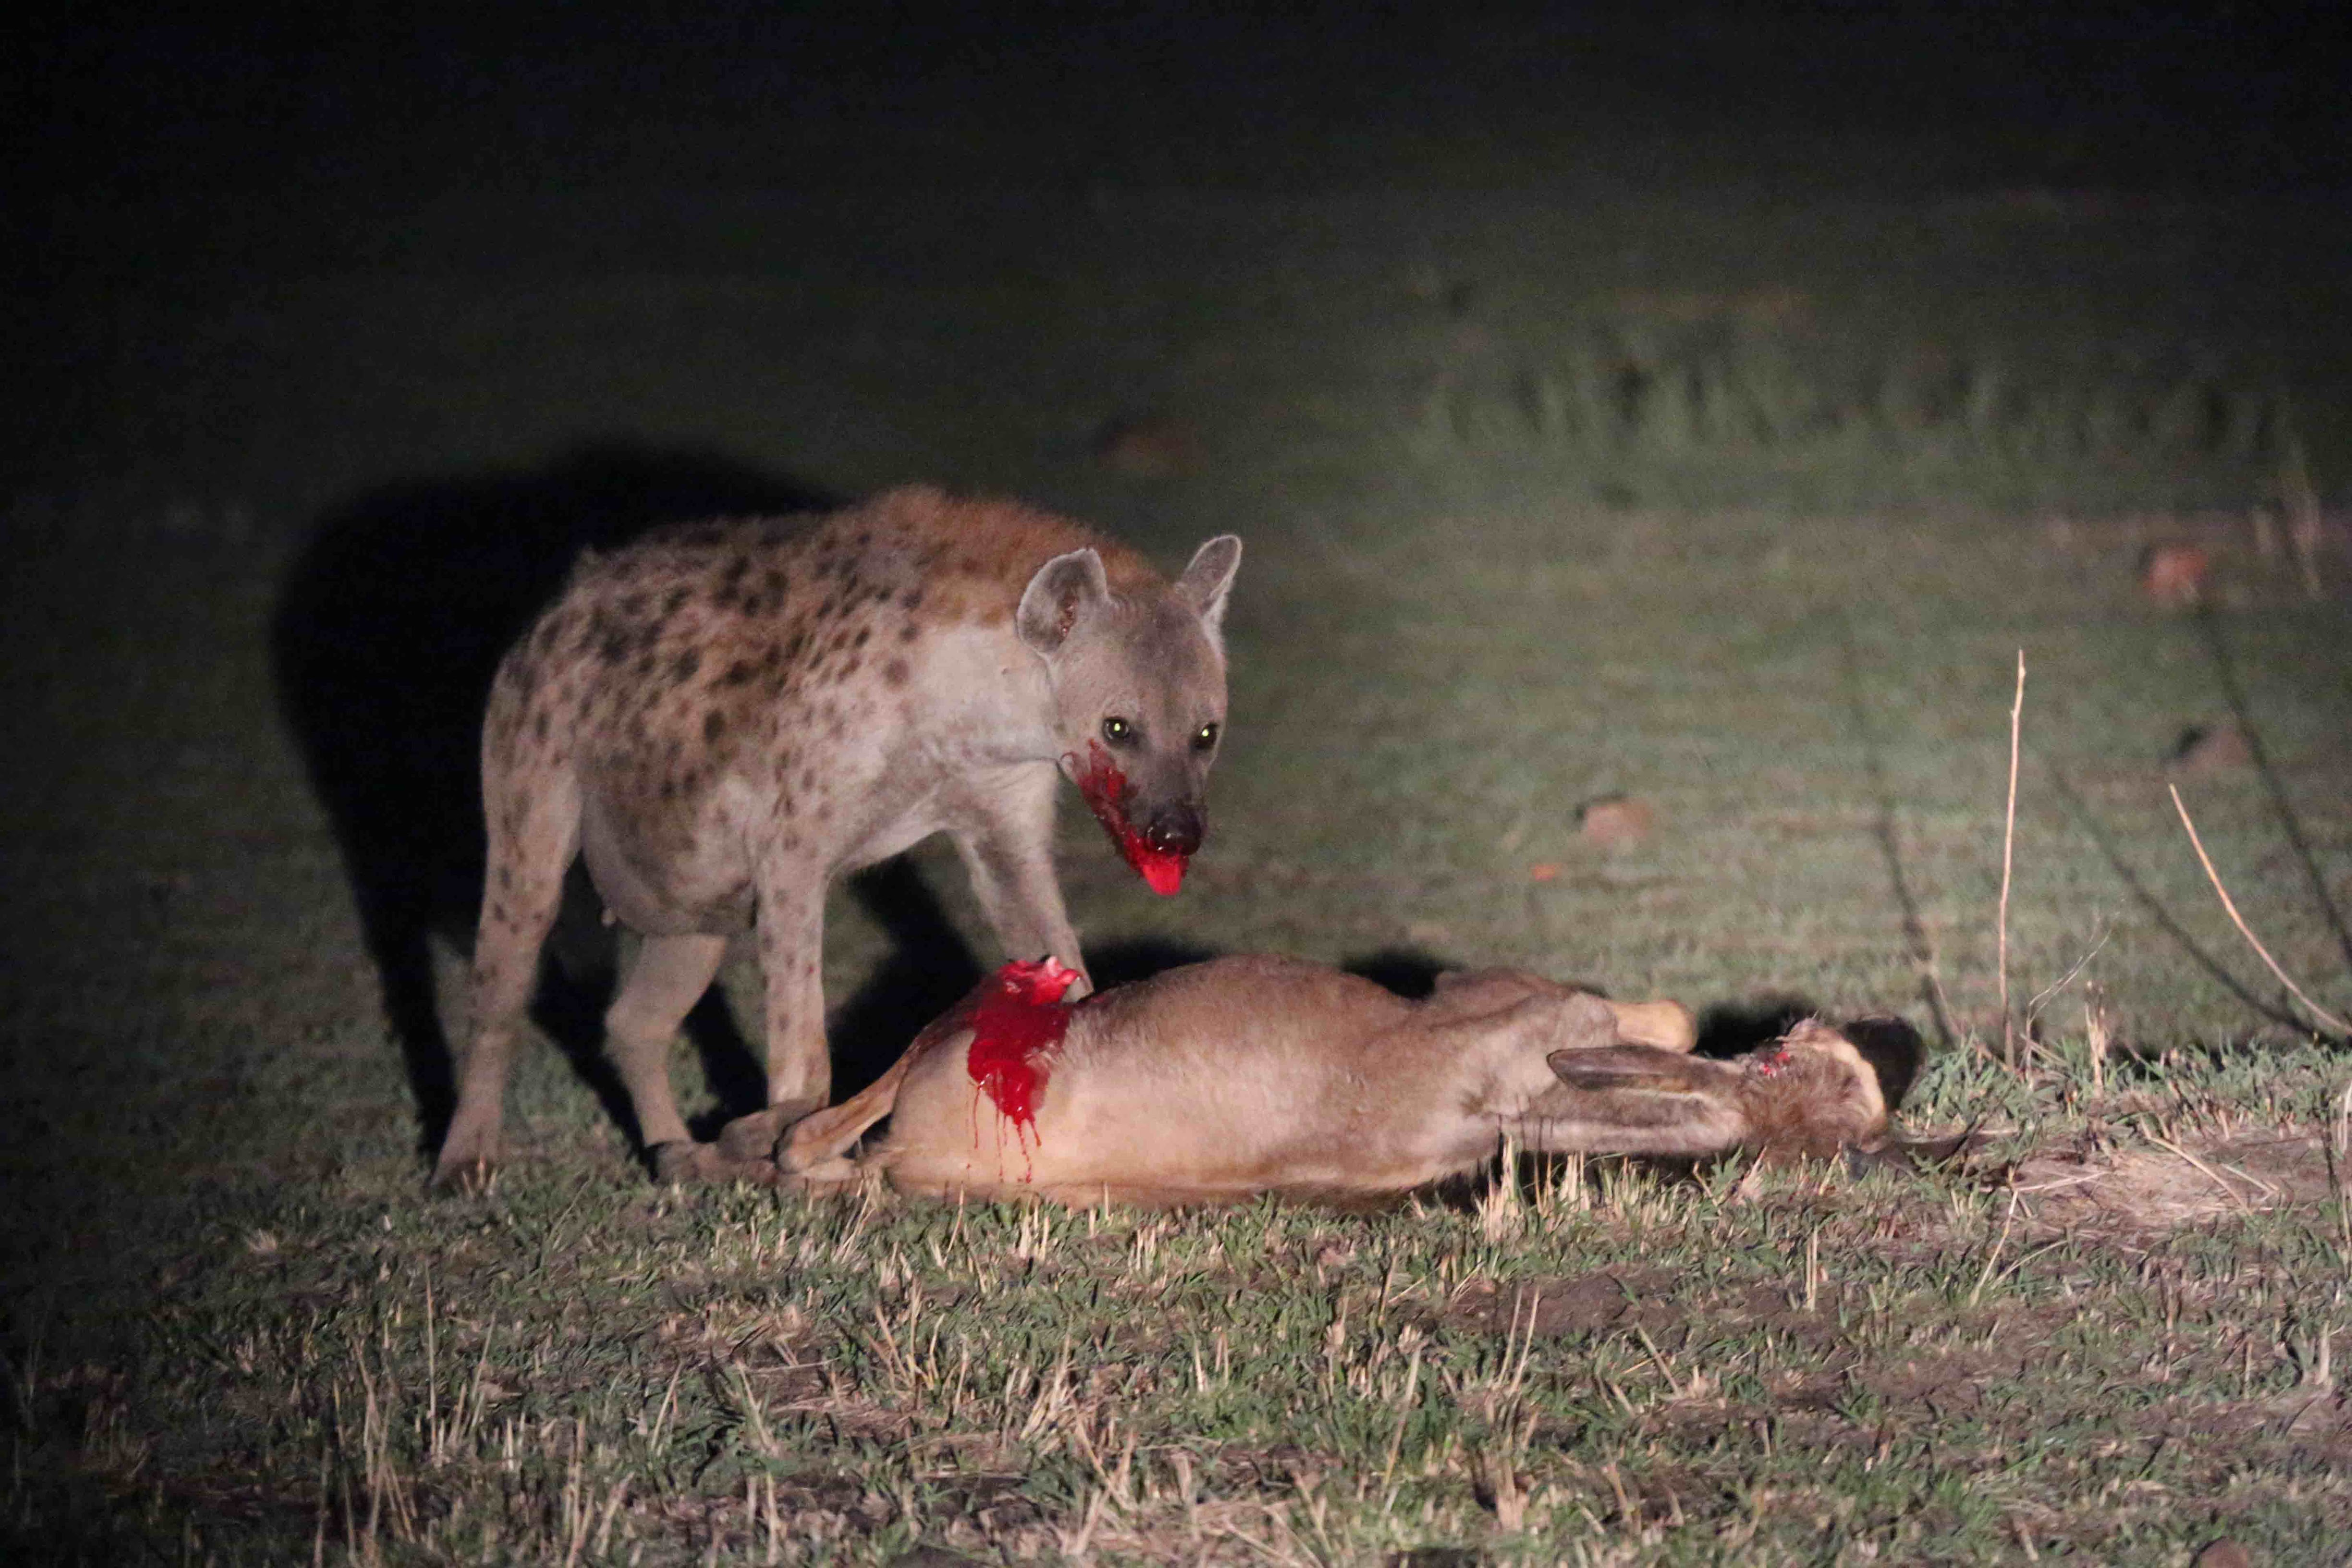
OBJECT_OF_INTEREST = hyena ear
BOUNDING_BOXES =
[1017,548,1111,655]
[1172,535,1242,637]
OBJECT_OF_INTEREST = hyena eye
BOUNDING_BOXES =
[1102,716,1135,744]
[1192,722,1220,751]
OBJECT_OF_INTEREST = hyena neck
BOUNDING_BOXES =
[922,623,1066,767]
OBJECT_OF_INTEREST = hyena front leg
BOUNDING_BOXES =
[432,764,581,1191]
[604,932,728,1180]
[712,863,831,1166]
[948,763,1092,996]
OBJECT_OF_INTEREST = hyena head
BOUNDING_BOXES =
[1017,535,1243,896]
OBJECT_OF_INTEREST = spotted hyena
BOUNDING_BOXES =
[431,485,1242,1188]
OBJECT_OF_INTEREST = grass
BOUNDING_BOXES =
[5,491,2346,1562]
[8,1042,2349,1564]
[10,106,2352,1564]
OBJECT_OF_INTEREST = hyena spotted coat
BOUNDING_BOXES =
[433,485,1242,1188]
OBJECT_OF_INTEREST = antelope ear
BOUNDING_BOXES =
[1017,548,1110,655]
[1172,535,1242,637]
[1546,1045,1717,1094]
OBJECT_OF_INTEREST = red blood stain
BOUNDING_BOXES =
[1748,1044,1794,1079]
[965,958,1084,1154]
[1070,741,1188,896]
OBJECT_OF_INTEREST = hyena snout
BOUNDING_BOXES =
[1141,801,1206,857]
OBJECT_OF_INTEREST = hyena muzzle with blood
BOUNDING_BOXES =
[431,484,1241,1189]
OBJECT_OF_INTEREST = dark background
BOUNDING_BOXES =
[16,2,2350,207]
[11,3,2351,534]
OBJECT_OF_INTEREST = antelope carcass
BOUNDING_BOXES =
[775,956,1891,1207]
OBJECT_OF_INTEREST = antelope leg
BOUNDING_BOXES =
[1599,998,1697,1052]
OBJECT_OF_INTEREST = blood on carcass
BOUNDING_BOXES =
[965,958,1085,1169]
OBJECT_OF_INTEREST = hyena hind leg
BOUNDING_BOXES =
[432,773,581,1191]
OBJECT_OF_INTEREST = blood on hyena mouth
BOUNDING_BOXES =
[1070,741,1188,896]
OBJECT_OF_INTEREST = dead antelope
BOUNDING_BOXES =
[778,956,1890,1207]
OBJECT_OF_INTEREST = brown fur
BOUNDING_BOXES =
[778,958,1890,1208]
[1723,1020,1889,1159]
[433,486,1241,1189]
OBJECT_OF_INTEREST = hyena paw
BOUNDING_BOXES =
[427,1153,498,1196]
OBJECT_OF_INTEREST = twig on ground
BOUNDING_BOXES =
[2023,920,2111,1026]
[1967,1192,2018,1308]
[2145,1132,2260,1216]
[1998,650,2025,1065]
[2169,784,2351,1038]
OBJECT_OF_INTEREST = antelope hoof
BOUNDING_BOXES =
[1606,998,1697,1052]
[789,1155,861,1190]
[716,1107,791,1163]
[651,1140,782,1187]
[715,1094,827,1164]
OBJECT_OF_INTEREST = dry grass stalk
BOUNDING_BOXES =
[1478,1445,1528,1532]
[2281,431,2325,599]
[1967,1194,2019,1309]
[1379,1338,1425,1497]
[1478,1131,1527,1241]
[1998,649,2025,1064]
[2083,985,2110,1099]
[2023,924,2110,1043]
[2168,784,2351,1037]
